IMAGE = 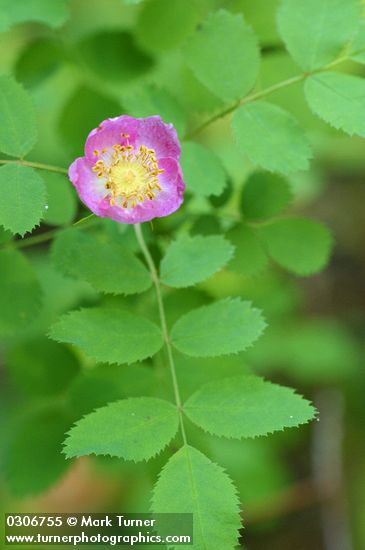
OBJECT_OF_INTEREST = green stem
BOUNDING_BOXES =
[0,158,68,175]
[3,213,97,250]
[185,50,357,139]
[134,223,187,445]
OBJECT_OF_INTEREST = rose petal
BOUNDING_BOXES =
[69,115,185,224]
[135,115,181,161]
[85,116,139,162]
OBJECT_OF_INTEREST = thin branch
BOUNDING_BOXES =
[0,159,68,175]
[4,213,97,250]
[134,223,187,445]
[185,50,359,139]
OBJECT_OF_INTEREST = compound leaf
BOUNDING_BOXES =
[171,298,266,357]
[49,307,163,365]
[160,234,234,288]
[184,375,316,438]
[64,398,179,461]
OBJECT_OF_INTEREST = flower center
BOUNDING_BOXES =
[92,134,164,209]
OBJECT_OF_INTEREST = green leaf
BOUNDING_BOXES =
[0,226,12,245]
[0,0,69,32]
[183,10,260,101]
[259,217,333,275]
[226,225,268,277]
[15,38,64,88]
[122,86,186,136]
[52,229,152,295]
[136,0,201,54]
[63,398,179,461]
[0,165,47,236]
[184,375,316,439]
[209,437,288,508]
[160,234,234,288]
[191,214,222,237]
[6,338,80,398]
[77,31,153,83]
[238,0,281,47]
[0,75,37,157]
[304,72,365,137]
[171,298,266,357]
[350,20,365,63]
[49,307,163,365]
[285,321,361,383]
[255,320,361,383]
[42,172,77,226]
[58,86,120,158]
[152,445,241,549]
[240,171,292,220]
[67,363,156,418]
[277,0,361,70]
[232,101,312,174]
[209,178,233,209]
[0,249,42,336]
[175,354,250,403]
[181,142,227,197]
[4,407,72,497]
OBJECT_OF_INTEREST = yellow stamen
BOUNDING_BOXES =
[93,138,164,210]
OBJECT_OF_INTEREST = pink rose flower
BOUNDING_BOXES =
[68,115,185,224]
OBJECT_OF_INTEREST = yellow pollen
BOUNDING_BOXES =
[92,140,164,209]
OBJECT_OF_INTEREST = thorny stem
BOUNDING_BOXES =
[133,223,188,445]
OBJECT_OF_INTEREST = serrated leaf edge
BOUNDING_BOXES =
[183,375,317,439]
[171,297,267,358]
[150,444,242,550]
[160,234,235,289]
[62,397,179,463]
